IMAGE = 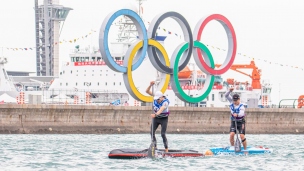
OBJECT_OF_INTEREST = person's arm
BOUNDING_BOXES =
[225,88,233,103]
[145,81,155,96]
[237,105,245,118]
[155,106,166,116]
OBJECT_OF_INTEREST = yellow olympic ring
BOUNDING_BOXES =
[124,39,170,102]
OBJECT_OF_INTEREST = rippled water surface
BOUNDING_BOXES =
[0,134,303,170]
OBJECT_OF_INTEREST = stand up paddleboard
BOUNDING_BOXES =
[204,146,273,156]
[108,148,204,159]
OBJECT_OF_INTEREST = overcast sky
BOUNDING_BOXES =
[0,0,303,104]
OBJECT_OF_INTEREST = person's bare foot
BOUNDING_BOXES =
[165,148,168,153]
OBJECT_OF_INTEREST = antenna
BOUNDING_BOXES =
[135,0,147,18]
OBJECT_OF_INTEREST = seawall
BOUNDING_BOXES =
[0,104,303,134]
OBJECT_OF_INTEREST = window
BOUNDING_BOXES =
[71,70,72,74]
[105,82,107,86]
[212,94,214,101]
[63,71,65,74]
[98,82,99,86]
[76,83,78,86]
[119,82,121,86]
[66,83,68,86]
[92,74,94,76]
[60,83,62,86]
[114,82,115,86]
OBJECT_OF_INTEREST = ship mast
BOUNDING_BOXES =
[136,0,146,18]
[110,0,147,58]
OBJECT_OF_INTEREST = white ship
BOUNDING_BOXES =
[1,0,272,107]
[44,44,272,107]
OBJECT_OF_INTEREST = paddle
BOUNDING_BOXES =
[148,85,156,158]
[234,119,241,152]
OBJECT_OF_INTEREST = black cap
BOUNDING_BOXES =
[233,94,240,100]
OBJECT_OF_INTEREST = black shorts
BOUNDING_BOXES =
[230,120,246,135]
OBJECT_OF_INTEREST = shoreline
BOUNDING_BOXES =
[0,104,303,134]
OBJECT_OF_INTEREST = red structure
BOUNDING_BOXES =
[298,95,304,108]
[215,60,261,89]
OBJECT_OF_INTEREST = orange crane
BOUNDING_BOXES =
[215,60,261,89]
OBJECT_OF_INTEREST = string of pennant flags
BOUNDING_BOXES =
[0,29,97,51]
[0,18,131,51]
[143,20,304,71]
[1,20,303,71]
[0,19,130,51]
[209,47,304,71]
[0,46,36,51]
[143,20,182,39]
[53,30,97,45]
[0,20,126,50]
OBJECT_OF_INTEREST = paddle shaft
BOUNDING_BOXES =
[234,119,239,139]
[151,85,154,143]
[147,85,156,158]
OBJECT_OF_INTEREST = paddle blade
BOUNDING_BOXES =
[148,142,156,158]
[235,137,241,152]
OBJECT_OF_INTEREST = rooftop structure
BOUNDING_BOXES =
[34,0,72,76]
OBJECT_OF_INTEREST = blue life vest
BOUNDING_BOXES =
[153,98,170,118]
[230,103,245,121]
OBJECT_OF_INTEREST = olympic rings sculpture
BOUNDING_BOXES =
[99,9,237,103]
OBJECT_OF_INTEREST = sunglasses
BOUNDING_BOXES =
[157,96,165,100]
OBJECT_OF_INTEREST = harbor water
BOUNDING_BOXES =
[0,134,303,170]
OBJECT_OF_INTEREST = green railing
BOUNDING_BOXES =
[278,99,298,108]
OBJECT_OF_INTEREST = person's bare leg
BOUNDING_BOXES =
[230,132,235,146]
[240,122,247,154]
[240,134,247,150]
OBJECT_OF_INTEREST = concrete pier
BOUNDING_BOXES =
[0,104,303,134]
